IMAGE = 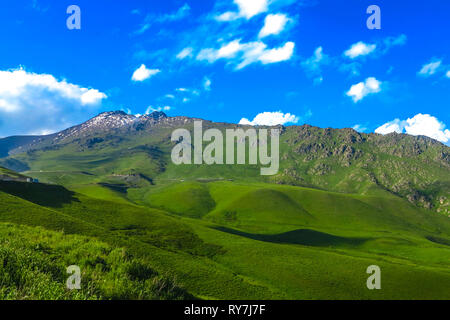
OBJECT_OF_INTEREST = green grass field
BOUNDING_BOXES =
[1,178,449,299]
[0,222,190,300]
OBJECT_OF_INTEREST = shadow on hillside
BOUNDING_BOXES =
[426,235,450,247]
[214,226,370,247]
[0,181,79,208]
[98,182,128,194]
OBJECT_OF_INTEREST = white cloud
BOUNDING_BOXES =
[404,114,450,143]
[339,62,361,77]
[234,42,267,69]
[215,11,239,22]
[302,47,329,80]
[135,24,150,35]
[0,68,107,136]
[131,64,160,82]
[218,40,243,59]
[352,124,368,133]
[383,34,407,51]
[239,111,299,126]
[375,114,450,144]
[80,89,107,105]
[197,39,294,69]
[375,119,404,135]
[217,0,269,21]
[176,47,193,60]
[235,0,268,19]
[121,107,132,115]
[0,68,106,109]
[197,40,242,63]
[418,60,442,76]
[159,3,190,22]
[338,35,406,77]
[346,77,382,103]
[258,41,295,64]
[313,77,323,85]
[203,77,212,91]
[145,105,171,114]
[344,41,377,59]
[259,13,290,38]
[134,3,191,34]
[446,70,450,78]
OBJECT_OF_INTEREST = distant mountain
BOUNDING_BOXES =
[0,135,41,158]
[0,110,448,215]
[1,111,201,155]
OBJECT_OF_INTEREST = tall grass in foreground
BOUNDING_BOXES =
[0,223,190,300]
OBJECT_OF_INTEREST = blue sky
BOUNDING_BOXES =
[0,0,449,144]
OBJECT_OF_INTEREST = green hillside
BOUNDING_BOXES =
[0,114,449,300]
[0,166,28,180]
[1,117,448,214]
[1,179,450,299]
[0,222,190,300]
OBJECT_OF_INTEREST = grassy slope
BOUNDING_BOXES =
[0,181,276,299]
[135,180,450,299]
[0,166,28,179]
[2,178,449,299]
[3,121,448,214]
[0,223,190,300]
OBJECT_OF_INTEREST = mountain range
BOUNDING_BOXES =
[0,111,449,299]
[1,110,448,215]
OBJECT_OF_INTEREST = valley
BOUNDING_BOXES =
[0,111,449,299]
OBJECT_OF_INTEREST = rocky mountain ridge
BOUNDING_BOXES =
[0,110,448,215]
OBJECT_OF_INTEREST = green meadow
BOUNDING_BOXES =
[1,178,449,299]
[0,118,449,299]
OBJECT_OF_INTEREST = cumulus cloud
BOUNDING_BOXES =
[346,77,382,103]
[239,111,299,126]
[198,40,242,62]
[446,70,450,78]
[344,41,376,59]
[375,113,450,145]
[418,60,442,77]
[258,42,295,64]
[259,13,290,38]
[375,119,404,135]
[0,68,107,136]
[217,0,269,21]
[197,39,294,69]
[131,64,160,82]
